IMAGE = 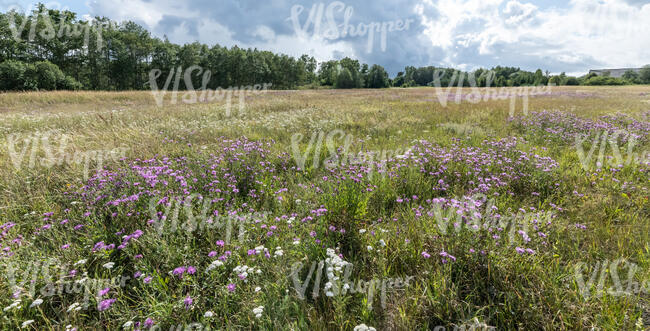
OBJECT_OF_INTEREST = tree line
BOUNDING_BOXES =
[1,5,649,92]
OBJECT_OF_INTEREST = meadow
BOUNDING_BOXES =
[0,86,649,330]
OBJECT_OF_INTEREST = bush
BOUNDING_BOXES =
[0,60,81,91]
[583,76,626,86]
[0,60,28,90]
[565,77,579,85]
[640,65,650,84]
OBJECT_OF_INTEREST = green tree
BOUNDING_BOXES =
[640,65,650,84]
[366,64,389,88]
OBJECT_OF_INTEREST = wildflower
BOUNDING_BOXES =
[515,247,525,254]
[252,305,264,318]
[102,262,115,269]
[367,246,373,251]
[74,259,87,266]
[255,286,261,292]
[98,298,116,311]
[143,276,153,284]
[227,283,236,292]
[134,271,142,278]
[98,287,110,297]
[172,266,186,278]
[353,324,377,331]
[122,321,133,328]
[21,320,35,328]
[184,295,193,310]
[421,251,431,258]
[29,298,43,308]
[439,250,456,262]
[66,302,80,312]
[144,318,154,328]
[187,266,197,275]
[4,299,21,311]
[206,260,224,272]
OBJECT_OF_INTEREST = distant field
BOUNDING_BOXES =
[0,86,649,330]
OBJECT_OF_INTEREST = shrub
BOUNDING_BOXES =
[583,76,626,86]
[0,60,28,90]
[640,65,650,84]
[565,77,579,85]
[0,60,81,91]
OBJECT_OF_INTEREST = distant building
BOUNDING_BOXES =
[588,68,642,78]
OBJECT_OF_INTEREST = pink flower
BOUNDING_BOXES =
[98,298,116,311]
[184,295,193,310]
[98,287,110,297]
[227,283,236,292]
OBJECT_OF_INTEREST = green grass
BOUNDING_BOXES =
[0,86,649,330]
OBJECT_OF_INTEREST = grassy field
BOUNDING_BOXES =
[0,86,649,330]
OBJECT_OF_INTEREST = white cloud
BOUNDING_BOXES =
[418,0,650,70]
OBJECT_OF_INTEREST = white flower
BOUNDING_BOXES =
[206,260,224,272]
[367,245,373,251]
[359,229,366,234]
[29,298,43,308]
[66,302,80,312]
[252,305,264,318]
[255,286,261,292]
[74,259,87,266]
[21,320,35,328]
[274,247,284,257]
[292,239,300,245]
[353,324,377,331]
[379,239,386,247]
[204,311,214,318]
[4,300,21,311]
[122,321,133,328]
[102,262,115,269]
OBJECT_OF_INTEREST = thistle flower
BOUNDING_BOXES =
[98,298,116,312]
[183,295,193,310]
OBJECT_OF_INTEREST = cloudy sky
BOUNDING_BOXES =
[3,0,649,76]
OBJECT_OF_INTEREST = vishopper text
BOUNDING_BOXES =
[289,1,413,53]
[148,193,268,241]
[575,129,649,171]
[574,258,650,299]
[291,129,411,178]
[290,249,413,310]
[428,193,554,245]
[432,69,552,117]
[3,258,130,310]
[148,66,271,115]
[5,131,128,180]
[7,5,115,51]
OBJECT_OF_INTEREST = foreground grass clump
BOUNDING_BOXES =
[0,86,649,330]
